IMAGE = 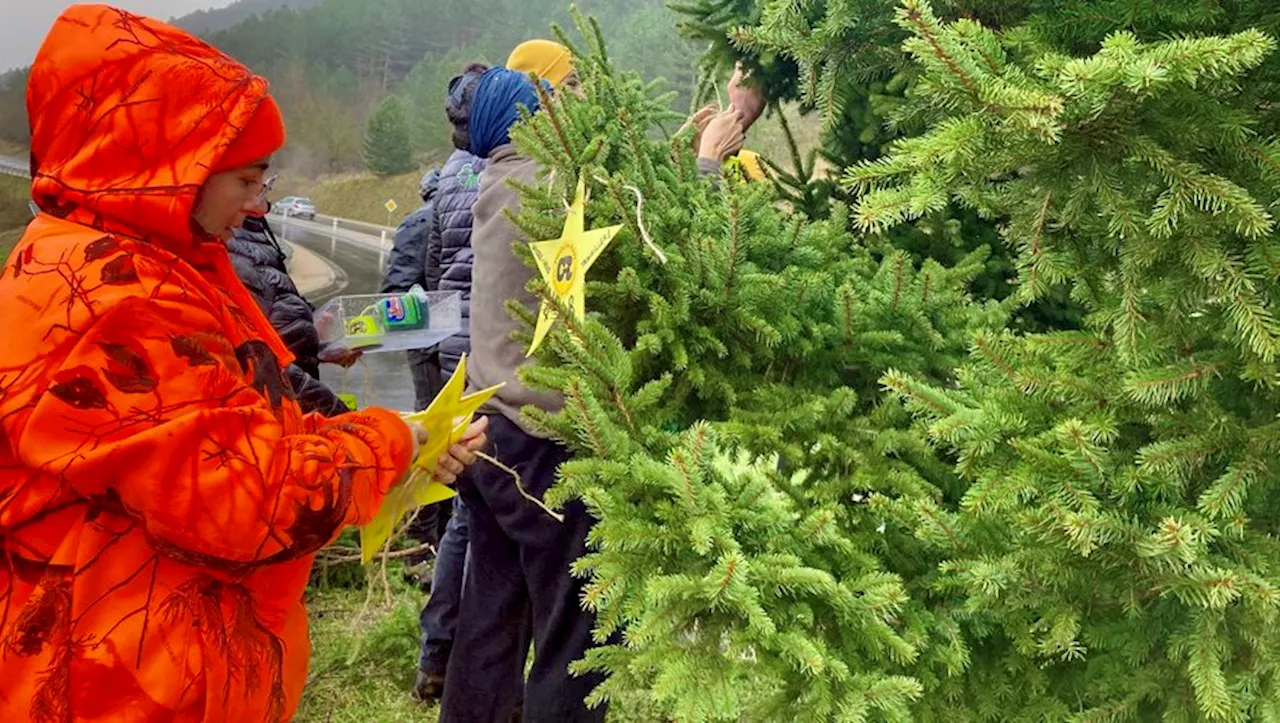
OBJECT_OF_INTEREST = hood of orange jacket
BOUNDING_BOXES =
[27,4,282,253]
[25,3,291,362]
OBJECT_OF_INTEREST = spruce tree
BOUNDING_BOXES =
[501,12,993,721]
[362,95,416,176]
[495,3,1280,721]
[868,3,1280,719]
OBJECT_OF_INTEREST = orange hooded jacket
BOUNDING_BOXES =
[0,6,413,721]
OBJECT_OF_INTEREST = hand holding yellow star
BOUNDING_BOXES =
[359,354,502,563]
[527,175,623,356]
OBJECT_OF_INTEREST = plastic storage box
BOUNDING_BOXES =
[314,287,462,354]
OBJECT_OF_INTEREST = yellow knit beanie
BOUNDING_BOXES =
[506,40,574,87]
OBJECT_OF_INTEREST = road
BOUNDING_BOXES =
[274,218,419,412]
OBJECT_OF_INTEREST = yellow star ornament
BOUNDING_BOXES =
[359,353,502,563]
[527,176,623,356]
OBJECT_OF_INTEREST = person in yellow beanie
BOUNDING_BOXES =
[507,39,579,94]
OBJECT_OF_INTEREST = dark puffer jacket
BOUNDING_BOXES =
[382,169,441,294]
[227,216,349,417]
[383,171,444,411]
[431,149,485,378]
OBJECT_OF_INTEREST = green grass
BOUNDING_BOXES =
[745,102,831,180]
[0,226,21,264]
[0,173,30,263]
[298,570,437,723]
[298,556,668,723]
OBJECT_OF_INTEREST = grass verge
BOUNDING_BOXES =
[301,544,678,723]
[298,568,435,723]
[0,226,21,264]
[1,173,31,263]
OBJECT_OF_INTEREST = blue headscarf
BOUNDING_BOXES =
[467,67,543,159]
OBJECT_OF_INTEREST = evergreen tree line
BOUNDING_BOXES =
[174,0,322,35]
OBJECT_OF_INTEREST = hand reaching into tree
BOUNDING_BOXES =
[681,104,719,155]
[727,62,766,133]
[698,106,746,163]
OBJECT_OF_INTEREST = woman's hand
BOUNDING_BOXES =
[433,416,489,485]
[319,345,363,368]
[727,62,766,133]
[399,420,430,485]
[698,106,746,163]
[680,104,719,154]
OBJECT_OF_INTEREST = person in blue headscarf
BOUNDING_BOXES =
[466,68,546,158]
[438,66,608,723]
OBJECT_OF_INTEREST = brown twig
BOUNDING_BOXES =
[315,542,437,566]
[476,451,565,523]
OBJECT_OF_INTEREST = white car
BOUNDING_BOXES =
[275,196,316,220]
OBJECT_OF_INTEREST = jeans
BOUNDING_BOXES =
[418,495,469,673]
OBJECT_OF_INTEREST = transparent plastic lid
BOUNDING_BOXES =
[314,286,462,354]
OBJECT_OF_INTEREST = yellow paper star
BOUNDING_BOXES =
[527,175,622,356]
[359,353,502,563]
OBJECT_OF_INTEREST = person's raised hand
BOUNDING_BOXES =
[679,104,719,154]
[698,106,746,163]
[433,416,489,485]
[727,62,766,133]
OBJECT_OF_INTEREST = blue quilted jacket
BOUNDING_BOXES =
[430,149,485,378]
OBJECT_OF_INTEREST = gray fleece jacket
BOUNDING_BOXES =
[468,144,563,436]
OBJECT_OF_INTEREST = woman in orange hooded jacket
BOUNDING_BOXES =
[0,6,483,721]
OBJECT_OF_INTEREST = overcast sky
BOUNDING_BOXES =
[0,0,234,71]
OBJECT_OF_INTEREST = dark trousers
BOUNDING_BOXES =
[408,348,445,412]
[418,495,469,673]
[439,414,605,723]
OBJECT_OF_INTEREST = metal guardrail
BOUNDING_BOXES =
[272,208,396,247]
[273,212,395,274]
[0,154,29,179]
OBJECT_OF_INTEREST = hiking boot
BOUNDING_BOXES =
[412,668,446,702]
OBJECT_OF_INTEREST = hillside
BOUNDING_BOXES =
[203,0,699,176]
[174,0,322,34]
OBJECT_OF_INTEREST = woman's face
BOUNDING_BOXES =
[561,71,583,99]
[192,160,269,240]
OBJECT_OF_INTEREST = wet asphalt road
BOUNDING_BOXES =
[276,222,419,412]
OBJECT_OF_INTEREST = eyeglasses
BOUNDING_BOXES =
[257,174,278,204]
